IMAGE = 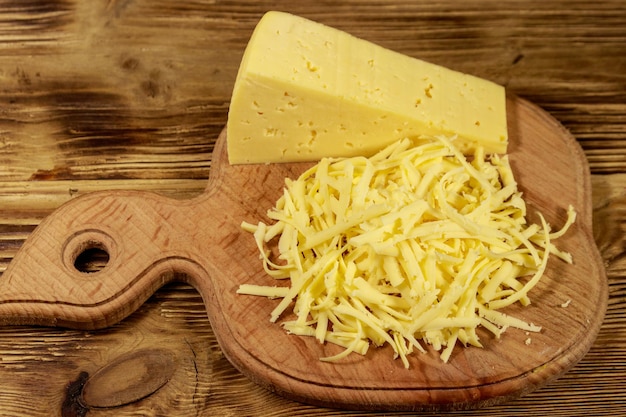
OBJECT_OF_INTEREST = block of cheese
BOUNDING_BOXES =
[227,11,508,164]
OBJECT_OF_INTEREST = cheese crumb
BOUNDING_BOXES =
[561,299,572,308]
[238,136,576,367]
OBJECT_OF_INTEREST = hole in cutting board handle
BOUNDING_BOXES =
[63,229,117,276]
[74,246,110,273]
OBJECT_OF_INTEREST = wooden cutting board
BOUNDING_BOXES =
[0,95,607,411]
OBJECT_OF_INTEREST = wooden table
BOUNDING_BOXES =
[0,1,624,415]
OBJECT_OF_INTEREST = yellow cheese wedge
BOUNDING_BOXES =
[227,11,508,164]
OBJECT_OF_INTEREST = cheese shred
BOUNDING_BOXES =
[237,135,576,367]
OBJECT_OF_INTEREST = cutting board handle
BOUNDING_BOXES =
[0,187,219,329]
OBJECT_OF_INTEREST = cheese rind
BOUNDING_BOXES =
[227,11,508,164]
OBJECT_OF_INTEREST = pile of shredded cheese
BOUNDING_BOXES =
[238,135,576,368]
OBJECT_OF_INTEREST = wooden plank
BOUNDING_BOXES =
[0,0,624,415]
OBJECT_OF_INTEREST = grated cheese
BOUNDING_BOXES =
[238,135,576,367]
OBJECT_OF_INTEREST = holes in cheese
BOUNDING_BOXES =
[238,136,575,367]
[227,11,507,164]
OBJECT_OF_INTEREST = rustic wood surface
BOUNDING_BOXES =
[0,0,624,416]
